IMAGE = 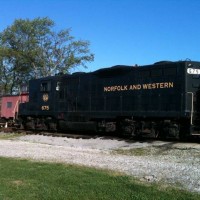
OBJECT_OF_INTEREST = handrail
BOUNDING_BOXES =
[187,92,194,125]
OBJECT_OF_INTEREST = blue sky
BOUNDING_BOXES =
[1,0,200,72]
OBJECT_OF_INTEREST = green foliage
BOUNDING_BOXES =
[0,17,94,94]
[0,133,25,140]
[0,157,199,200]
[113,147,152,156]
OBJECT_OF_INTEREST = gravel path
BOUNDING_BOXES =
[0,134,200,193]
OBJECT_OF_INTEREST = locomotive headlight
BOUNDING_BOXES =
[43,93,49,102]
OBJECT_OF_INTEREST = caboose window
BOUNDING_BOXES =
[40,82,51,92]
[7,102,12,108]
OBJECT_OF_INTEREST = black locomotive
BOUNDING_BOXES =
[18,60,200,139]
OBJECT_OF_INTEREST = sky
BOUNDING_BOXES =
[0,0,200,72]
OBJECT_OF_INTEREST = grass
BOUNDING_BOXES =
[0,157,199,200]
[112,144,199,157]
[0,132,25,140]
[113,147,152,156]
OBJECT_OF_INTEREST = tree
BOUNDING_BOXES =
[0,17,94,94]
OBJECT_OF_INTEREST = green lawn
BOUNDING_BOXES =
[0,157,199,200]
[0,132,25,140]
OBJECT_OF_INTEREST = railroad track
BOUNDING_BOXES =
[1,126,200,143]
[0,127,136,141]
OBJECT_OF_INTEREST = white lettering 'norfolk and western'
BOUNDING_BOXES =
[104,82,174,92]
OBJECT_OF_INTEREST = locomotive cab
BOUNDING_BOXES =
[18,76,60,130]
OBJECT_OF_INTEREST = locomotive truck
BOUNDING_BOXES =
[18,60,200,139]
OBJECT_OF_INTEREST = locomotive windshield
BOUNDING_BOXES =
[40,82,51,92]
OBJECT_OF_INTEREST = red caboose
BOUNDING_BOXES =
[0,93,29,124]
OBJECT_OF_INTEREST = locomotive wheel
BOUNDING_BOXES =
[48,122,57,131]
[25,120,35,130]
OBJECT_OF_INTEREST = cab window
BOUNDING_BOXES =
[40,82,51,92]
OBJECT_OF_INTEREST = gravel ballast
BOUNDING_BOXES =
[0,134,200,193]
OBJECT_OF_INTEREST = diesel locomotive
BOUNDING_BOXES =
[18,60,200,139]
